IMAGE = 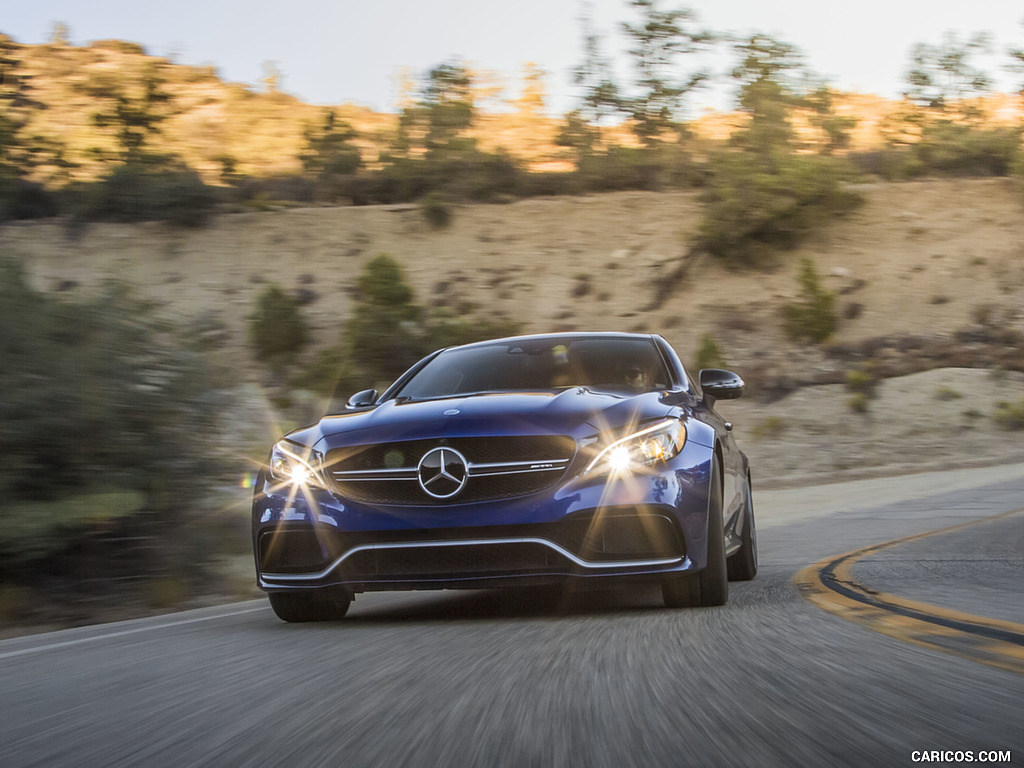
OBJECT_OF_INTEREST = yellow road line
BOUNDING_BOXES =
[794,508,1024,676]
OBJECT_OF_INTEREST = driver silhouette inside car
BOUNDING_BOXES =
[621,358,654,391]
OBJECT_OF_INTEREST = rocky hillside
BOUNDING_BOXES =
[6,32,1022,189]
[3,178,1022,374]
[3,178,1024,485]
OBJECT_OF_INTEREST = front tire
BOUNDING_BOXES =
[269,591,351,622]
[663,457,729,608]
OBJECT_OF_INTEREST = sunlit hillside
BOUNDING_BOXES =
[5,33,1022,187]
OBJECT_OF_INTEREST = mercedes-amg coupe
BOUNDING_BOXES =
[252,332,756,622]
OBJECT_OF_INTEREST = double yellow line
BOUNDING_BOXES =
[794,509,1024,676]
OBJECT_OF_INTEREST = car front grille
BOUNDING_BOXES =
[258,529,336,574]
[258,510,685,579]
[324,435,576,505]
[340,542,563,578]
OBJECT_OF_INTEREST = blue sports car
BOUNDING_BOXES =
[252,332,756,622]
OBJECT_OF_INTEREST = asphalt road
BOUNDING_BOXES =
[2,466,1022,768]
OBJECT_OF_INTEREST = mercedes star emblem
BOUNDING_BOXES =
[417,446,469,499]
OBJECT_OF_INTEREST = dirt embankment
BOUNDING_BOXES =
[2,178,1023,483]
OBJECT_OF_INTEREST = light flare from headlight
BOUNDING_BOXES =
[269,441,327,491]
[584,418,686,478]
[579,418,686,560]
[607,445,633,473]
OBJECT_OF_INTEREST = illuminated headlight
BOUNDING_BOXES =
[269,441,327,488]
[584,419,687,476]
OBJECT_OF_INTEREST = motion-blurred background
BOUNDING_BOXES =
[1,2,1024,632]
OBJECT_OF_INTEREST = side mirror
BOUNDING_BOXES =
[699,369,744,405]
[346,388,378,410]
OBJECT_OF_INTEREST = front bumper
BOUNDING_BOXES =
[252,444,713,594]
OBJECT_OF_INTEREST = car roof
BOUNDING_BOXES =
[444,331,662,351]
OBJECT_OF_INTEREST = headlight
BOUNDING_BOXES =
[584,419,687,476]
[269,441,327,488]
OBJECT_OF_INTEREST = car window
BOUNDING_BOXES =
[394,338,670,399]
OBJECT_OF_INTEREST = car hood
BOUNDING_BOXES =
[297,389,679,450]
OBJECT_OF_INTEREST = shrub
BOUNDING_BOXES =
[512,171,578,198]
[0,491,143,572]
[294,343,358,400]
[301,109,362,202]
[70,163,217,227]
[696,151,862,268]
[913,122,1022,178]
[0,258,218,577]
[846,392,870,413]
[857,123,1022,180]
[306,255,520,401]
[571,274,591,298]
[751,416,787,441]
[694,334,727,371]
[0,262,240,610]
[0,177,59,221]
[993,398,1024,430]
[345,254,426,387]
[845,367,878,395]
[372,156,433,203]
[233,174,316,207]
[842,365,877,414]
[248,283,308,369]
[849,147,930,181]
[426,310,520,350]
[365,149,524,206]
[438,151,519,202]
[781,258,839,344]
[578,146,664,192]
[420,191,453,229]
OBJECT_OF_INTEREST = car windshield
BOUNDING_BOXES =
[393,337,671,400]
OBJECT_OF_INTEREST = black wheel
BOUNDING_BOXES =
[663,457,729,608]
[727,473,758,582]
[268,591,351,622]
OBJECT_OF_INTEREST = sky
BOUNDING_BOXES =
[4,1,1023,116]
